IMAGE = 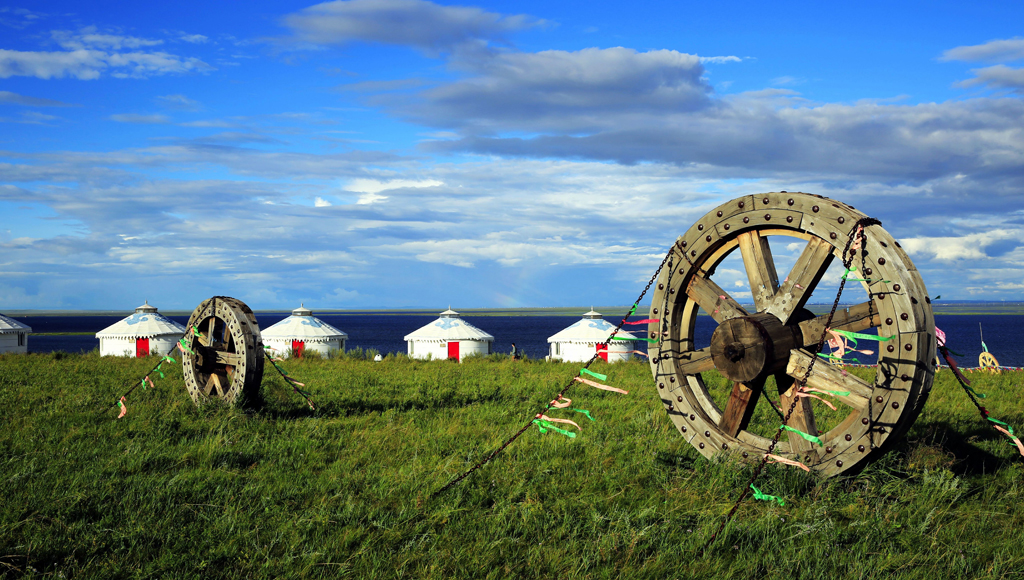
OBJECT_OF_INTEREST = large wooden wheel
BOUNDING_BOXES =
[182,296,264,406]
[648,192,936,476]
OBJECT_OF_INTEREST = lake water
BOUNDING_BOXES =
[15,313,1024,368]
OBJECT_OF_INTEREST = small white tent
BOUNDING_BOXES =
[0,313,31,354]
[96,301,187,357]
[262,304,348,358]
[547,309,636,363]
[404,308,494,361]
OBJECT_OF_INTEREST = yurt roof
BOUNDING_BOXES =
[547,309,636,343]
[404,308,494,342]
[95,301,187,339]
[261,304,348,343]
[0,313,31,334]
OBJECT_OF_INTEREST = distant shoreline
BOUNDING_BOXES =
[6,302,1024,317]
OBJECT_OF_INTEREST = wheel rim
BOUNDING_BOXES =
[648,192,936,476]
[182,296,264,406]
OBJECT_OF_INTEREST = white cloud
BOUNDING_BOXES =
[0,27,212,80]
[314,196,332,207]
[109,113,171,124]
[955,65,1024,94]
[346,178,443,194]
[901,230,1024,263]
[0,91,75,107]
[940,37,1024,63]
[156,93,202,110]
[699,55,743,64]
[390,47,711,134]
[283,0,545,54]
[179,34,209,44]
[51,28,163,50]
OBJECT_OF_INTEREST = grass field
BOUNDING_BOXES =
[1,351,1022,579]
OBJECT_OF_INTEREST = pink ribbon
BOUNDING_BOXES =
[117,396,127,419]
[797,391,837,411]
[850,225,864,251]
[624,319,659,325]
[935,326,946,347]
[144,376,155,389]
[549,396,572,409]
[628,350,649,357]
[574,376,628,394]
[536,414,581,430]
[765,453,810,472]
[993,425,1024,458]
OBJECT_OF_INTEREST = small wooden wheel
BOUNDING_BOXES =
[182,296,264,406]
[648,192,936,476]
[979,352,1000,373]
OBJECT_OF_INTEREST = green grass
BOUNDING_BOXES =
[1,352,1022,579]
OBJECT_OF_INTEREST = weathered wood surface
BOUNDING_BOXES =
[648,191,935,476]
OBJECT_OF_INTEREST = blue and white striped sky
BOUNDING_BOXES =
[2,1,1023,310]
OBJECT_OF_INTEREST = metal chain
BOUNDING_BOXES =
[429,239,684,501]
[699,216,881,554]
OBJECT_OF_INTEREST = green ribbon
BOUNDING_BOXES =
[628,304,637,316]
[610,336,659,344]
[817,353,863,364]
[533,419,577,438]
[117,400,124,409]
[193,325,204,338]
[573,409,595,421]
[830,328,893,342]
[178,338,195,355]
[141,378,147,390]
[155,364,165,379]
[964,384,987,399]
[987,417,1014,436]
[580,368,607,381]
[750,484,785,507]
[812,387,851,397]
[982,341,989,354]
[781,425,824,446]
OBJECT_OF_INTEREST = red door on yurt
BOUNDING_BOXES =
[596,343,608,362]
[135,338,149,358]
[292,340,305,358]
[447,341,460,360]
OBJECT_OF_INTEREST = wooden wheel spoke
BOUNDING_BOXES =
[785,349,872,411]
[738,231,780,312]
[202,317,215,347]
[212,349,242,367]
[203,374,216,396]
[776,371,819,455]
[797,302,881,347]
[674,346,715,375]
[686,274,748,323]
[766,237,834,324]
[720,376,765,437]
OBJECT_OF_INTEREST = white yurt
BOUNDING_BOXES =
[96,301,187,357]
[0,313,31,354]
[262,304,348,359]
[404,308,494,361]
[547,309,636,363]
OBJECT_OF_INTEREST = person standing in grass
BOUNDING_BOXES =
[511,342,520,360]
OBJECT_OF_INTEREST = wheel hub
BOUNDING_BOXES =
[710,312,799,383]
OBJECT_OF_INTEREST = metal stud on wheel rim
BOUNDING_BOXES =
[648,192,936,476]
[182,296,264,406]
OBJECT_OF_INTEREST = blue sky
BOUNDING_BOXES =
[2,0,1024,311]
